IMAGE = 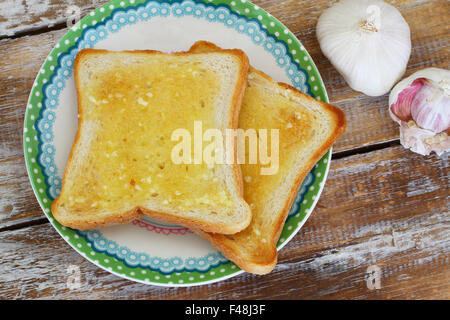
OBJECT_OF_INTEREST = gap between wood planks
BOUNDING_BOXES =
[332,139,400,160]
[0,216,48,233]
[0,20,68,41]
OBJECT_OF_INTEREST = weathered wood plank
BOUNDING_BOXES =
[0,30,67,227]
[0,0,107,38]
[0,145,448,299]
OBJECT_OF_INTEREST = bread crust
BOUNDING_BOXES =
[189,41,346,274]
[52,46,250,233]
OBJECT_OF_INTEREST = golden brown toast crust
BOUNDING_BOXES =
[52,46,250,232]
[190,41,346,274]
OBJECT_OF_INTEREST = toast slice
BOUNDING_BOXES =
[52,48,252,233]
[190,41,346,274]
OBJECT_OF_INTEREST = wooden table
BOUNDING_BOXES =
[0,0,448,300]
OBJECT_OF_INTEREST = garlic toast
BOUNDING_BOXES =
[52,48,251,233]
[190,41,346,274]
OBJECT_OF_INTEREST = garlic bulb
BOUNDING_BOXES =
[389,67,450,156]
[316,0,411,96]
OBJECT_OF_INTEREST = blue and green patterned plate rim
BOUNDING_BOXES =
[23,0,331,287]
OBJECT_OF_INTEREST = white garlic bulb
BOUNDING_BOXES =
[389,67,450,156]
[316,0,411,96]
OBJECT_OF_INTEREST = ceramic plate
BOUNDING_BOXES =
[24,0,331,287]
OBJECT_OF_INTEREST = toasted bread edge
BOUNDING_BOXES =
[52,46,251,234]
[189,41,347,274]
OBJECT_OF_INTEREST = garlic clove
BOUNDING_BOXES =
[390,78,424,121]
[389,68,450,107]
[410,80,450,133]
[399,121,450,156]
[389,67,450,156]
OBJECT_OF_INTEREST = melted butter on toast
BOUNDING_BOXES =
[235,77,315,241]
[64,58,234,212]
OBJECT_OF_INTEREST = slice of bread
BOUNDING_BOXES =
[190,41,346,274]
[52,48,252,234]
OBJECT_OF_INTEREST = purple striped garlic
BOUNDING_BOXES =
[389,68,450,156]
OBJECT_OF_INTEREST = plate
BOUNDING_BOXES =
[24,0,331,287]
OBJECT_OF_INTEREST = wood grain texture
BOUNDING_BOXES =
[0,0,106,38]
[0,0,449,299]
[0,145,448,299]
[0,30,67,228]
